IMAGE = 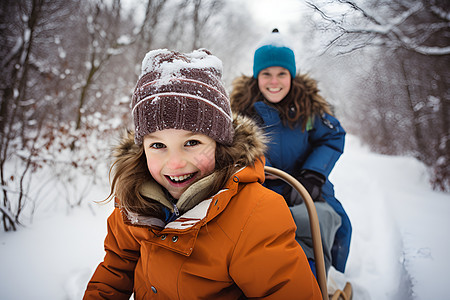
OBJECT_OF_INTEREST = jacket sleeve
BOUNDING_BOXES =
[83,208,140,300]
[229,189,322,299]
[303,113,346,178]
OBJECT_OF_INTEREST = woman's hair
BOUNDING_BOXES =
[230,74,332,130]
[104,131,243,219]
[230,75,261,119]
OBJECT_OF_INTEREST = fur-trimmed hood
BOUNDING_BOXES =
[112,114,267,228]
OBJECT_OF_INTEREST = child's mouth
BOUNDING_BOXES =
[166,173,196,184]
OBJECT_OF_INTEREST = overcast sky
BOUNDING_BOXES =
[242,0,308,33]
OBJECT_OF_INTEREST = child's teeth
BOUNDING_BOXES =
[170,174,192,182]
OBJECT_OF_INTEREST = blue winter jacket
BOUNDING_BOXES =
[253,101,352,273]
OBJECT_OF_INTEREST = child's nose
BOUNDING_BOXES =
[166,152,187,170]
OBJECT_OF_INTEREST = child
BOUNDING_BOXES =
[230,29,352,276]
[84,49,321,299]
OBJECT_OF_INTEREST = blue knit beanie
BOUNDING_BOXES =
[253,29,296,78]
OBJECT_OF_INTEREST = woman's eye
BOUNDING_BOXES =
[185,140,200,147]
[150,142,165,149]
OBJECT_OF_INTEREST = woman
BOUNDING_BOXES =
[230,29,352,276]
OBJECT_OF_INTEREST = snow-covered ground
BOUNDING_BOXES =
[329,136,449,300]
[0,134,448,299]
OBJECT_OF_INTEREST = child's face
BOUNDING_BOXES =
[143,129,216,200]
[257,66,291,104]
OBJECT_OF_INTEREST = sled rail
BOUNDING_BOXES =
[264,166,328,300]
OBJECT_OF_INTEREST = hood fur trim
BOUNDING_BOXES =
[227,113,267,167]
[114,114,267,225]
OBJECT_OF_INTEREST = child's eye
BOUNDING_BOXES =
[185,140,200,147]
[150,142,165,149]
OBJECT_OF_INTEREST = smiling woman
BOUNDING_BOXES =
[230,29,352,279]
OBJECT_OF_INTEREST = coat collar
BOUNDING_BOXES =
[132,157,265,232]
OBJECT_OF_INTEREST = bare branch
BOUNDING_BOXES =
[336,0,382,25]
[307,0,450,56]
[0,203,16,231]
[306,1,342,26]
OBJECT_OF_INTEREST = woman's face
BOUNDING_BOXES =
[143,129,216,199]
[257,66,291,104]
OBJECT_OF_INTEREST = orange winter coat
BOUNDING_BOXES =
[84,116,321,299]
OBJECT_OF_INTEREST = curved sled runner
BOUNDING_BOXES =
[264,166,352,300]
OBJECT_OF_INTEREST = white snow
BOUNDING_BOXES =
[255,30,295,50]
[0,134,449,299]
[140,48,223,78]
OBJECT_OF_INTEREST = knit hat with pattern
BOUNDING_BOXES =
[131,49,234,145]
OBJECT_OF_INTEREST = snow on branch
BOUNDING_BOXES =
[307,0,450,56]
[430,2,450,21]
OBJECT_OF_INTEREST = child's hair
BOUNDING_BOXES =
[104,131,161,218]
[230,74,332,130]
[102,131,231,219]
[105,114,266,219]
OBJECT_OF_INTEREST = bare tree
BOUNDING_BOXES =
[307,0,450,56]
[149,0,257,85]
[0,0,136,231]
[132,0,168,69]
[0,0,79,231]
[306,0,449,191]
[190,0,224,50]
[74,0,136,130]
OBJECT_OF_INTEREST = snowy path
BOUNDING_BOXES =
[0,134,448,299]
[329,135,449,300]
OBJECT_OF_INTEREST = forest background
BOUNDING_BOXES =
[0,0,448,232]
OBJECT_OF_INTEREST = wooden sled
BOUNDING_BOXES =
[264,166,353,300]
